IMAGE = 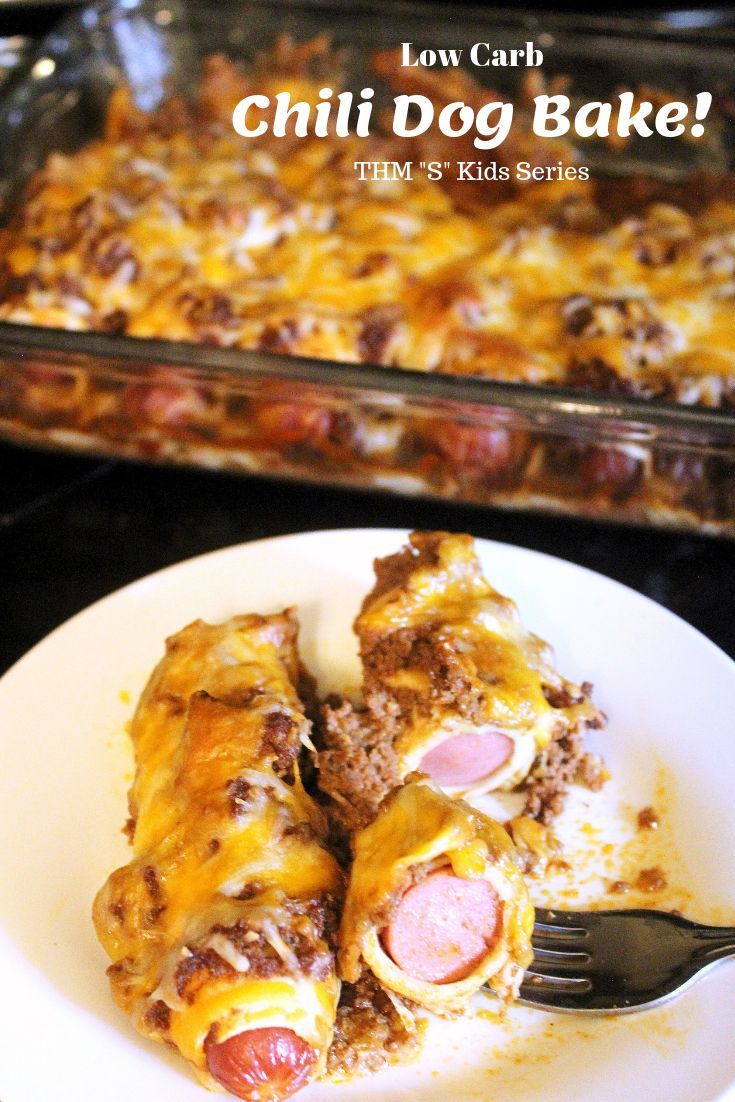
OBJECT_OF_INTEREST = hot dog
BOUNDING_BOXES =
[380,869,502,984]
[205,1027,317,1100]
[93,610,342,1100]
[353,530,604,804]
[339,778,533,1013]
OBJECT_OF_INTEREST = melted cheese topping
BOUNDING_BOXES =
[92,610,342,1090]
[339,778,534,1012]
[1,56,734,406]
[356,531,601,797]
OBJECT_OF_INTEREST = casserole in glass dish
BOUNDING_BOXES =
[0,0,733,534]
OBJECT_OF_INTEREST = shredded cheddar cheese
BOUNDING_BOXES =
[92,610,342,1092]
[1,51,734,406]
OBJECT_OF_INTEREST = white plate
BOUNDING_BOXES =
[0,529,733,1102]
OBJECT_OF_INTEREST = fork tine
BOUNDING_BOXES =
[532,917,590,956]
[533,907,590,931]
[519,907,735,1013]
[531,946,592,970]
[523,970,593,993]
[532,925,589,949]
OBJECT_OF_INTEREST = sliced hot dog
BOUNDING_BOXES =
[205,1026,317,1101]
[381,869,502,984]
[418,731,513,788]
[123,380,211,428]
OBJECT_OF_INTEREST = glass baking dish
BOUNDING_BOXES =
[0,0,734,536]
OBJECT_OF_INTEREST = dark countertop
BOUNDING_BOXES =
[1,439,733,674]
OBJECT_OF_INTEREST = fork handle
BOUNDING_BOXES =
[695,925,735,960]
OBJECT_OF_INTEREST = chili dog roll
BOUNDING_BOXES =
[93,611,342,1102]
[339,778,533,1014]
[354,531,604,803]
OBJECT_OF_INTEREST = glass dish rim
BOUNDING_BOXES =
[46,0,735,48]
[2,320,734,443]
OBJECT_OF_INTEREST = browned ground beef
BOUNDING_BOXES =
[315,696,402,838]
[317,689,605,828]
[522,723,606,823]
[362,624,486,728]
[359,532,444,611]
[326,974,419,1079]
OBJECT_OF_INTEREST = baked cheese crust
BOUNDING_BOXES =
[1,45,734,407]
[92,610,342,1092]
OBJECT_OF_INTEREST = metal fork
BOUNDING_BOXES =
[517,907,735,1013]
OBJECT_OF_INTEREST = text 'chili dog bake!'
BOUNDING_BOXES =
[92,611,343,1101]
